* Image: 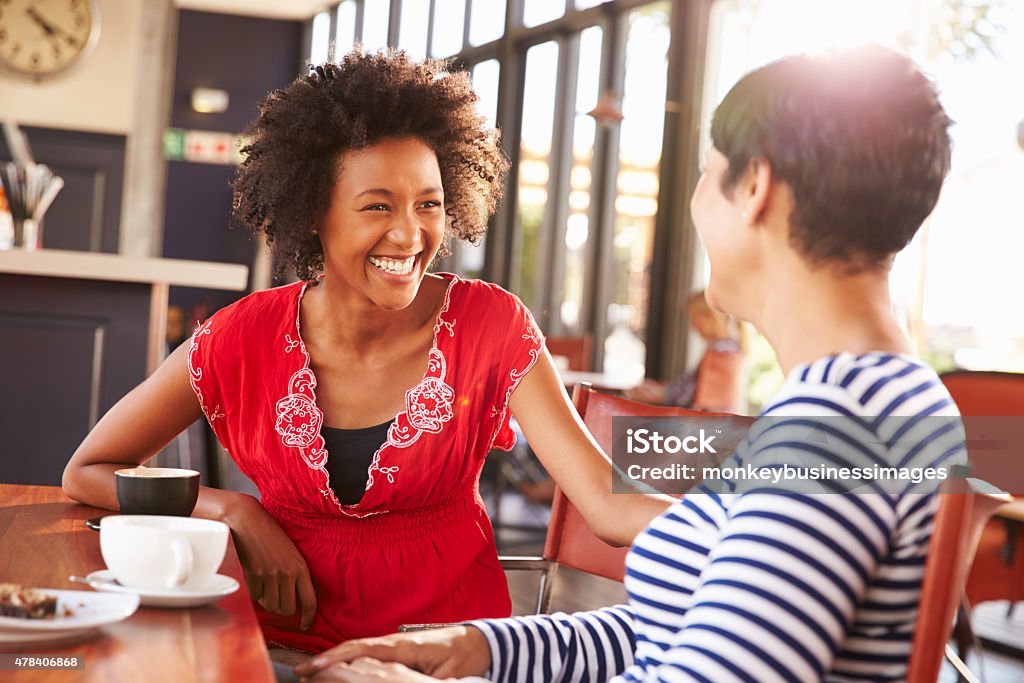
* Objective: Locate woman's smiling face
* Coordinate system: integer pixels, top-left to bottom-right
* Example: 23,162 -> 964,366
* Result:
319,136 -> 446,311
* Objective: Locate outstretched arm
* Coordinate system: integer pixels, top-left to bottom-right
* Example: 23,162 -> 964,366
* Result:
296,605 -> 638,683
508,350 -> 673,547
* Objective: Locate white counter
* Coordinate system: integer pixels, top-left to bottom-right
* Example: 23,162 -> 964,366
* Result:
0,248 -> 249,290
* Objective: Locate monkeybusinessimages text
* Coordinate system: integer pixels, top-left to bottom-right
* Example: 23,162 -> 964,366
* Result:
624,428 -> 950,486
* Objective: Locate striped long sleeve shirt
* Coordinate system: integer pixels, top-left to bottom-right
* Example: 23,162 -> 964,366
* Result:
471,352 -> 965,682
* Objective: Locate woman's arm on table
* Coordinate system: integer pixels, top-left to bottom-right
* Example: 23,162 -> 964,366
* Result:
62,341 -> 317,629
63,341 -> 210,509
296,605 -> 639,682
509,350 -> 674,547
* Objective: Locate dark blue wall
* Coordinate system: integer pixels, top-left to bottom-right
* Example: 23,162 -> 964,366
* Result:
163,10 -> 304,315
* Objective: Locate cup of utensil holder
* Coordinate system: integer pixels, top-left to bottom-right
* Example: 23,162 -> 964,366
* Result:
0,163 -> 64,250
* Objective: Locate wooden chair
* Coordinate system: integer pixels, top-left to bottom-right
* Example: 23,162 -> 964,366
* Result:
906,475 -> 1012,683
941,370 -> 1024,495
545,336 -> 593,372
500,384 -> 749,612
939,370 -> 1024,663
941,370 -> 1024,415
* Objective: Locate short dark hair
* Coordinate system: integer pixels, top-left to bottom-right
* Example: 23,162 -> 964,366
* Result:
710,45 -> 952,271
233,50 -> 509,281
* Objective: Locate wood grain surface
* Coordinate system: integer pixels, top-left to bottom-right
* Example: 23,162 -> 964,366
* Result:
0,484 -> 274,682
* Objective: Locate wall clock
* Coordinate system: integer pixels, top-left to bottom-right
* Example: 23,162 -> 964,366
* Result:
0,0 -> 100,78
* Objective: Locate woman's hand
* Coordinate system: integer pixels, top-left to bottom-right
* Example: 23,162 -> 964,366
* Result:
225,495 -> 317,630
624,379 -> 668,404
302,657 -> 445,683
294,626 -> 490,679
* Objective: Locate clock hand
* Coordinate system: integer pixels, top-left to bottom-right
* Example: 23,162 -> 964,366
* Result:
25,6 -> 80,48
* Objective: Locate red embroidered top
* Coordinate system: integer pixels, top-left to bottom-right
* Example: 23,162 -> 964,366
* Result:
188,274 -> 544,652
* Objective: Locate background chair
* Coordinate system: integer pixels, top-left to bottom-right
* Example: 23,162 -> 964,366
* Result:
501,384 -> 749,613
906,474 -> 1012,683
545,335 -> 593,372
940,370 -> 1024,663
942,370 -> 1024,494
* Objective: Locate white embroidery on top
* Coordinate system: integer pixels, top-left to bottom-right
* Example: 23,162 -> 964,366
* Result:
387,349 -> 456,450
276,276 -> 459,517
274,368 -> 328,469
188,320 -> 224,422
275,284 -> 346,512
488,305 -> 543,441
504,308 -> 542,405
385,283 -> 458,451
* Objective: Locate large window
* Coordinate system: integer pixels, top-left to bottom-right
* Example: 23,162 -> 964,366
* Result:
469,0 -> 507,46
559,26 -> 604,335
523,0 -> 565,28
362,0 -> 390,53
432,0 -> 466,57
512,41 -> 560,312
606,3 -> 671,383
453,59 -> 503,279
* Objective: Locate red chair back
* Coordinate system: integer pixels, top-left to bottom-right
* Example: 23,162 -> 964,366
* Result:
941,370 -> 1024,494
906,479 -> 1011,682
544,384 -> 747,581
939,370 -> 1024,605
545,336 -> 594,372
941,370 -> 1024,415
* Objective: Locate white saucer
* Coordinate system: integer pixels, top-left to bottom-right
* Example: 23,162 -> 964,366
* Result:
0,589 -> 139,644
83,571 -> 240,608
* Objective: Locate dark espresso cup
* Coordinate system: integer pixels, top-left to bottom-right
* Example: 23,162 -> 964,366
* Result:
115,467 -> 200,516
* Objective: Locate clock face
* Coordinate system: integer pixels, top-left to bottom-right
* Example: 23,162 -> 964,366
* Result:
0,0 -> 99,77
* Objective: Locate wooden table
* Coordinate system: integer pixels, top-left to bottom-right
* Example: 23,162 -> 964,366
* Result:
0,485 -> 274,682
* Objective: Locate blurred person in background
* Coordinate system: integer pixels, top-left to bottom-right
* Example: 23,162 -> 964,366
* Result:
627,289 -> 748,413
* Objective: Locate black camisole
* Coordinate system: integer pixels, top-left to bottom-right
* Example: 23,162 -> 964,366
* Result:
321,420 -> 393,505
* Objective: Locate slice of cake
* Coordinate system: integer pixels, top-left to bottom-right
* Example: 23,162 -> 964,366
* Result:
0,583 -> 58,619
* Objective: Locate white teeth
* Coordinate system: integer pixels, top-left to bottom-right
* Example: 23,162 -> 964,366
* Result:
369,255 -> 415,275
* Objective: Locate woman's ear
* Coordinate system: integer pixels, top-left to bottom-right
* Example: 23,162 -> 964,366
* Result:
740,157 -> 773,226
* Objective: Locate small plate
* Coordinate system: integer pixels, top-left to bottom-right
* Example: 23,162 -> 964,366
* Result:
0,589 -> 139,638
82,570 -> 239,608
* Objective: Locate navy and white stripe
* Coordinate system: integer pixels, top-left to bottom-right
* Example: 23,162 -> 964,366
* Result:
471,352 -> 964,682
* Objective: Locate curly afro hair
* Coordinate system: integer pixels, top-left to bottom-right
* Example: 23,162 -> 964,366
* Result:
233,50 -> 509,282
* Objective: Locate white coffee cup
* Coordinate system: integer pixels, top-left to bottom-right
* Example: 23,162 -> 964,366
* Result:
100,515 -> 229,591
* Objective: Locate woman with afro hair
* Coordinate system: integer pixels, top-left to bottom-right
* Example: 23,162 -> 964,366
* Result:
63,50 -> 670,654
